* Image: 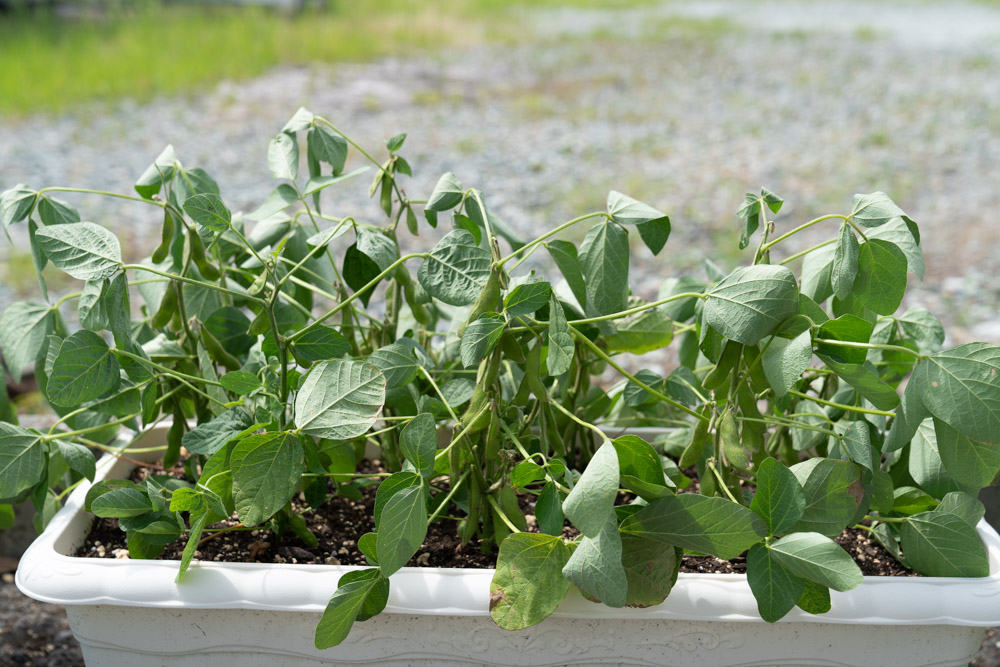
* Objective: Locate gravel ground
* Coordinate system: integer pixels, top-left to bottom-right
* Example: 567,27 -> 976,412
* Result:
2,1 -> 1000,664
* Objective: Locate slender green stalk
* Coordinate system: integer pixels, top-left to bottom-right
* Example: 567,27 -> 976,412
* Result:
705,460 -> 739,503
123,264 -> 264,305
787,389 -> 895,417
568,292 -> 705,326
39,187 -> 164,208
760,214 -> 847,253
427,472 -> 468,525
486,494 -> 522,533
418,367 -> 460,423
778,238 -> 836,265
813,338 -> 924,359
497,212 -> 608,267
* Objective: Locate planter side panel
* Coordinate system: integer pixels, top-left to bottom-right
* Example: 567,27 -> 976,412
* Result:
67,606 -> 985,667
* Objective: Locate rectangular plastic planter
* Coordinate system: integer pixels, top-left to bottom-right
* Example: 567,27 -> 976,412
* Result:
17,426 -> 1000,667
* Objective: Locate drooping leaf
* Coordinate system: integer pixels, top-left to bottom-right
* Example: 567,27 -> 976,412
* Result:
267,132 -> 299,181
291,326 -> 351,364
832,223 -> 860,300
839,420 -> 875,475
546,295 -> 574,377
604,310 -> 673,354
762,330 -> 812,398
897,308 -> 944,354
579,221 -> 629,317
909,418 -> 965,498
37,195 -> 80,227
750,457 -> 806,535
314,569 -> 387,649
800,242 -> 836,304
46,330 -> 121,407
796,580 -> 832,615
612,435 -> 671,501
562,514 -> 627,608
368,343 -> 419,388
815,314 -> 873,365
546,241 -> 587,310
417,230 -> 491,306
231,432 -> 304,526
747,543 -> 804,623
620,493 -> 767,559
460,313 -> 506,368
866,216 -> 924,280
621,534 -> 680,607
424,172 -> 464,213
54,438 -> 96,482
769,532 -> 863,591
936,492 -> 986,528
183,193 -> 231,232
636,217 -> 671,256
818,357 -> 899,411
703,265 -> 799,345
0,301 -> 52,383
308,125 -> 349,174
562,440 -> 619,538
246,184 -> 299,221
535,481 -> 565,537
1,184 -> 37,229
294,360 -> 385,440
900,511 -> 989,577
912,343 -> 1000,444
376,484 -> 428,576
490,533 -> 574,630
853,239 -> 907,315
736,192 -> 761,250
933,418 -> 1000,491
34,222 -> 122,281
0,424 -> 44,498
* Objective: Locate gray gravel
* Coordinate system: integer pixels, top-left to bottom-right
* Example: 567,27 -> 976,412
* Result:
2,1 -> 1000,664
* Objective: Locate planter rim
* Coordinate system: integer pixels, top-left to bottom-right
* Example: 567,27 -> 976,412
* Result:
16,427 -> 1000,627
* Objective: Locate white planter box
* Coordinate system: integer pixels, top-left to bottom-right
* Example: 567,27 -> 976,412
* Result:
16,426 -> 1000,667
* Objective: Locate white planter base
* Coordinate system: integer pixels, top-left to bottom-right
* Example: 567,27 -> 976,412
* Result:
17,427 -> 1000,667
67,605 -> 985,667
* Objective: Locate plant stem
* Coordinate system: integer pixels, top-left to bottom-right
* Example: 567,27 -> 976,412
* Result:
39,187 -> 164,208
434,404 -> 490,464
123,264 -> 264,305
865,515 -> 907,523
705,459 -> 739,503
786,389 -> 895,417
760,214 -> 848,253
418,367 -> 460,423
568,292 -> 705,326
427,472 -> 468,525
813,338 -> 924,359
486,493 -> 522,533
778,238 -> 836,265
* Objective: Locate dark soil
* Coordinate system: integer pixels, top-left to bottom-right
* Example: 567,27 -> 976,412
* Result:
76,460 -> 911,577
0,559 -> 84,667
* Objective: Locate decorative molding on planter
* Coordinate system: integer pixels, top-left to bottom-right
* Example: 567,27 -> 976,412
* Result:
15,426 -> 1000,666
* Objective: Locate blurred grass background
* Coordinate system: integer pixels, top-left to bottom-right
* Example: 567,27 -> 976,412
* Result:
0,0 -> 660,115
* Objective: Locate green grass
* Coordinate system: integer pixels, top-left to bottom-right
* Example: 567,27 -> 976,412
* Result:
0,0 -> 661,116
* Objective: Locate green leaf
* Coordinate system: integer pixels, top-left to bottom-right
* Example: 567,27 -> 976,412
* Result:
424,172 -> 464,213
220,371 -> 260,396
769,532 -> 863,591
562,440 -> 619,537
417,230 -> 491,306
796,580 -> 832,615
866,217 -> 924,280
933,418 -> 1000,491
736,193 -> 762,250
579,221 -> 629,317
34,222 -> 122,281
368,343 -> 419,388
636,217 -> 671,256
747,543 -> 804,623
703,265 -> 799,345
133,145 -> 176,199
267,132 -> 299,181
546,241 -> 587,310
547,296 -> 574,377
181,408 -> 253,456
900,511 -> 989,577
840,421 -> 875,475
912,343 -> 1000,444
612,435 -> 670,501
885,380 -> 929,453
800,242 -> 836,303
621,534 -> 681,607
535,482 -> 564,536
818,357 -> 899,411
231,432 -> 304,526
490,533 -> 574,630
0,505 -> 14,530
0,424 -> 44,498
909,418 -> 964,498
54,438 -> 96,482
78,280 -> 108,331
0,301 -> 52,383
308,125 -> 348,173
374,472 -> 422,526
203,307 -> 254,357
606,190 -> 669,227
850,191 -> 907,228
853,239 -> 907,315
815,314 -> 873,365
604,309 -> 673,354
46,330 -> 121,407
91,487 -> 153,518
315,569 -> 386,649
376,484 -> 428,576
832,223 -> 859,300
505,281 -> 551,318
246,184 -> 299,221
1,184 -> 37,229
291,326 -> 350,364
620,493 -> 767,559
37,195 -> 81,227
399,413 -> 437,478
294,360 -> 385,440
762,330 -> 811,398
750,457 -> 806,535
892,486 -> 939,515
177,513 -> 208,580
460,313 -> 506,368
183,193 -> 231,232
562,515 -> 627,608
897,308 -> 944,354
790,458 -> 863,537
936,492 -> 986,528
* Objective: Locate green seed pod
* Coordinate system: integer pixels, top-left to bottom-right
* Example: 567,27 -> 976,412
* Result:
679,412 -> 711,468
151,283 -> 178,329
458,269 -> 501,337
499,486 -> 527,532
459,478 -> 481,544
164,408 -> 184,469
703,341 -> 742,390
152,210 -> 176,264
719,409 -> 749,470
201,325 -> 241,372
189,230 -> 220,281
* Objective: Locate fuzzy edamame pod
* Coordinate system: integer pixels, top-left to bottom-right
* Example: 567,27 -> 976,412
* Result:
151,283 -> 178,329
703,340 -> 742,390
